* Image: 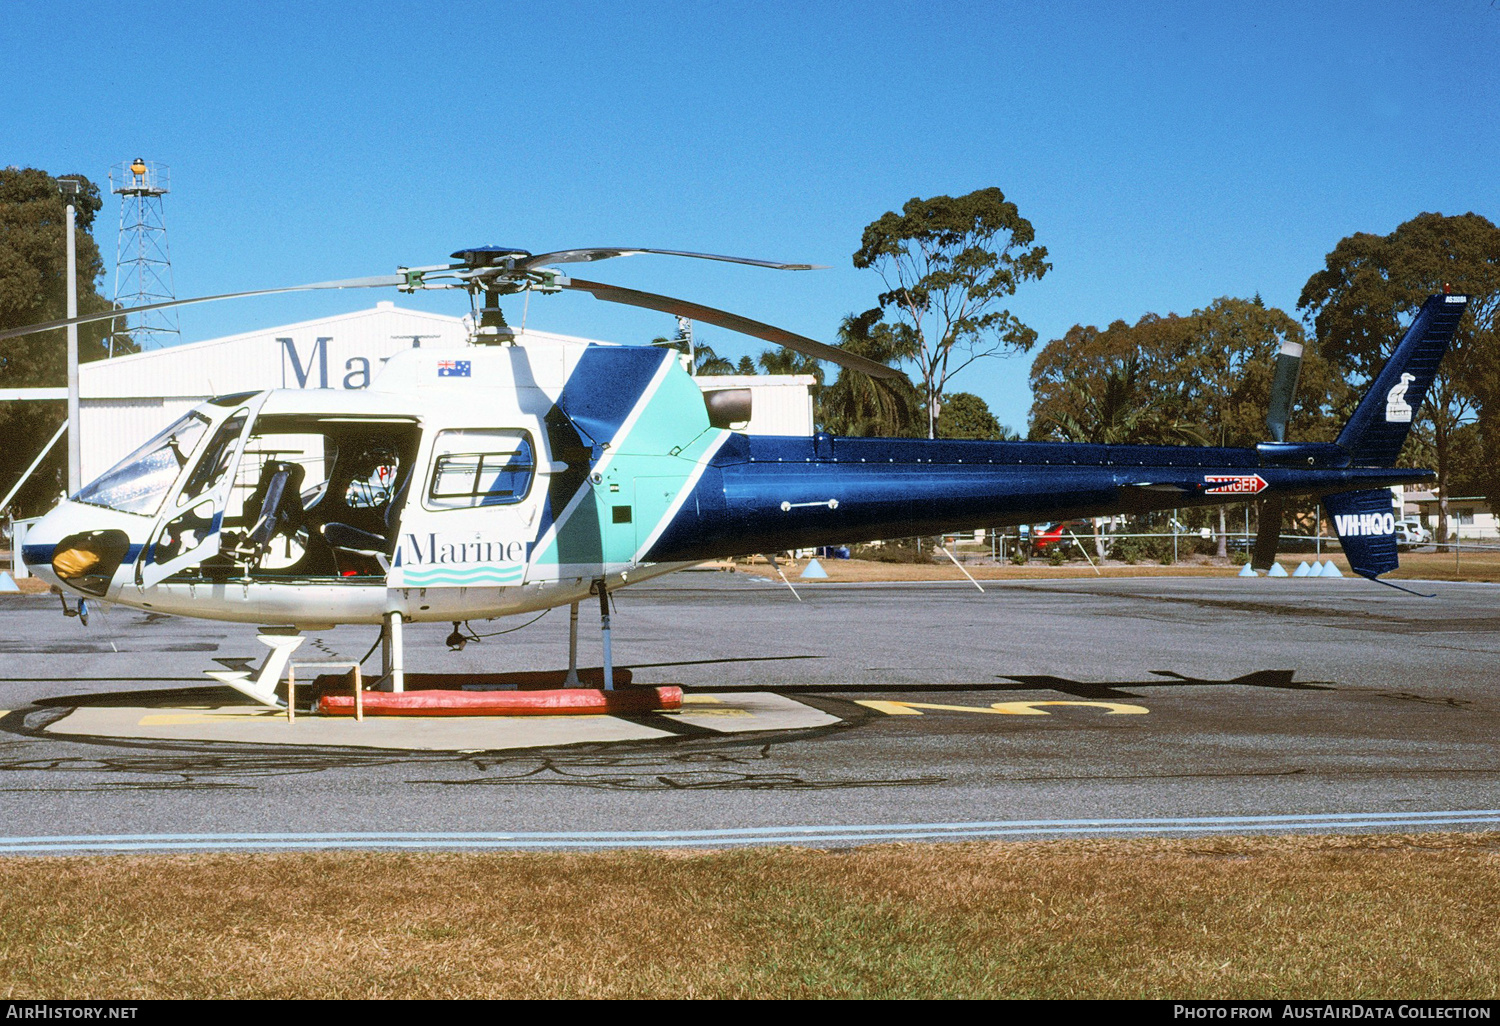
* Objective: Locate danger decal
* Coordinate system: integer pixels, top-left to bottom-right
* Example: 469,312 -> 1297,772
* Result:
1203,474 -> 1268,495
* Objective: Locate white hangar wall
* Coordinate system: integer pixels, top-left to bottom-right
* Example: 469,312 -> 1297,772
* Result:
78,302 -> 471,482
76,304 -> 816,483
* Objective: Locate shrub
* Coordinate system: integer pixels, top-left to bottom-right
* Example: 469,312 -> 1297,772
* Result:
852,538 -> 936,564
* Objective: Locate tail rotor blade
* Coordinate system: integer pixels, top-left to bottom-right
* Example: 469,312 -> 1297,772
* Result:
1265,340 -> 1304,443
560,276 -> 903,380
1251,493 -> 1286,572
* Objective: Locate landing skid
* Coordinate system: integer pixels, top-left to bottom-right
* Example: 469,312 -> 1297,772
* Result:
207,588 -> 623,706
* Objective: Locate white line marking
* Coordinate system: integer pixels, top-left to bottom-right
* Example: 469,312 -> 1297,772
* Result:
2,810 -> 1497,853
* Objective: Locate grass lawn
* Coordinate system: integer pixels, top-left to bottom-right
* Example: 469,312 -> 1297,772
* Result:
3,833 -> 1497,999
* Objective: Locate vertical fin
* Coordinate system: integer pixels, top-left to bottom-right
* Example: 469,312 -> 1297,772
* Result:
1336,293 -> 1468,467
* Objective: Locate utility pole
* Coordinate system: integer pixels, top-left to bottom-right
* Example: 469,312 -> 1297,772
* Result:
58,177 -> 81,495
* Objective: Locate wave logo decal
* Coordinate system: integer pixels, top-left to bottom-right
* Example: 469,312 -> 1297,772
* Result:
392,533 -> 527,587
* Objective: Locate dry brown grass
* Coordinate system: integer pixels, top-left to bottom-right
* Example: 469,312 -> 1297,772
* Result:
1387,549 -> 1500,582
3,832 -> 1498,999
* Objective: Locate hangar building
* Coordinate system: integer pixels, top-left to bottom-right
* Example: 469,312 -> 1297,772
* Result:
63,302 -> 815,484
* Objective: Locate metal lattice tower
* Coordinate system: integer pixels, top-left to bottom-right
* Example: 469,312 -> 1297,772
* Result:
110,158 -> 178,352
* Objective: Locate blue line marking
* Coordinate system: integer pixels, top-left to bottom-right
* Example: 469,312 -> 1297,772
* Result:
2,810 -> 1497,853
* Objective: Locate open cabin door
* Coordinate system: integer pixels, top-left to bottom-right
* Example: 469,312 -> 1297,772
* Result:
135,403 -> 259,588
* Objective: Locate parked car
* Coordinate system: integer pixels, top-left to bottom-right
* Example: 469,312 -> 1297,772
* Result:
1396,516 -> 1431,547
1032,520 -> 1095,553
1396,522 -> 1431,550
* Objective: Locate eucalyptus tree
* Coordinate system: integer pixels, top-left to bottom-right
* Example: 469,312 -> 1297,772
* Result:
1299,212 -> 1500,541
853,187 -> 1050,438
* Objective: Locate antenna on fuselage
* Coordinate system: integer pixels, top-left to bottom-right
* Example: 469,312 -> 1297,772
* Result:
677,316 -> 695,371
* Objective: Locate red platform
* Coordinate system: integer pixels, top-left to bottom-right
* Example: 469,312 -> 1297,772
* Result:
316,686 -> 681,717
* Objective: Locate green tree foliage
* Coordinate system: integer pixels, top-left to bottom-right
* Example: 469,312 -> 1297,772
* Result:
935,392 -> 1012,440
756,347 -> 825,386
692,344 -> 735,375
818,309 -> 923,437
1445,422 -> 1489,499
735,355 -> 757,375
853,187 -> 1050,438
1029,299 -> 1346,447
1298,212 -> 1500,539
1029,319 -> 1175,444
1028,298 -> 1348,556
1166,296 -> 1346,447
1,167 -> 131,515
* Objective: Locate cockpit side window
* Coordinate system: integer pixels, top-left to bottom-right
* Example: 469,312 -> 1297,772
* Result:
179,412 -> 248,505
75,412 -> 212,515
425,430 -> 535,510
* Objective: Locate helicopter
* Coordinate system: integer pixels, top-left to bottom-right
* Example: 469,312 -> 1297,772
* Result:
1,244 -> 1470,701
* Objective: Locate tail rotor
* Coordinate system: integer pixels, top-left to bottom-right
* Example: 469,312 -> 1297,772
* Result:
1250,337 -> 1306,571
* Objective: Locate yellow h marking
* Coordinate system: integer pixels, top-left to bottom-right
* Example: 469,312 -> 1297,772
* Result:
856,699 -> 1148,717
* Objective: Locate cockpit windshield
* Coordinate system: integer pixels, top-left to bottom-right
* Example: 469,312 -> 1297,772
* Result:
75,411 -> 212,515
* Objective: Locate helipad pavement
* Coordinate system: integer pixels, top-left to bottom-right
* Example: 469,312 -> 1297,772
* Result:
42,691 -> 841,751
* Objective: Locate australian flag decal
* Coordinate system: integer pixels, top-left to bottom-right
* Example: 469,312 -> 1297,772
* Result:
437,359 -> 471,378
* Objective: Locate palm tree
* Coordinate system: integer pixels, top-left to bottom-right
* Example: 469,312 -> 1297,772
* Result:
818,310 -> 923,437
757,348 -> 826,386
1039,353 -> 1163,445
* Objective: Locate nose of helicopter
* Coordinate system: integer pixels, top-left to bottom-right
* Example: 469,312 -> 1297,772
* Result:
21,500 -> 142,592
20,505 -> 67,586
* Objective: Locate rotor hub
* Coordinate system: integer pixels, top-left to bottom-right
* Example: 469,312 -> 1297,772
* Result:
450,245 -> 532,269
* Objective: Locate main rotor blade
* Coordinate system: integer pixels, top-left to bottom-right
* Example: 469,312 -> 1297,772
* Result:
0,275 -> 406,344
520,248 -> 826,271
560,276 -> 903,380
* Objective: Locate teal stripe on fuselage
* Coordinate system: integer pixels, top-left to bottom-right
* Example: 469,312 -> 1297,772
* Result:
530,348 -> 719,573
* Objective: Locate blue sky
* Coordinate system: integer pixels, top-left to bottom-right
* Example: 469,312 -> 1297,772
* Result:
5,1 -> 1497,430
